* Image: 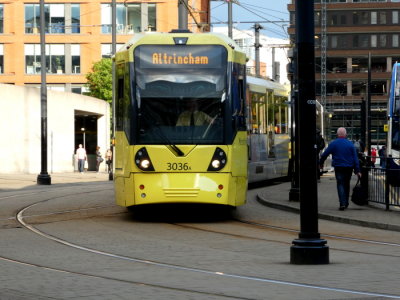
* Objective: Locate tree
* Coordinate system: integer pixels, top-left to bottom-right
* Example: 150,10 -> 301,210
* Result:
85,58 -> 112,103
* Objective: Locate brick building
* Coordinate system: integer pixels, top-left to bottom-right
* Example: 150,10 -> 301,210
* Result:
288,0 -> 397,144
0,0 -> 210,93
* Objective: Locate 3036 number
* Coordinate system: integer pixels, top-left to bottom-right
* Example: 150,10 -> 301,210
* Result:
166,162 -> 191,171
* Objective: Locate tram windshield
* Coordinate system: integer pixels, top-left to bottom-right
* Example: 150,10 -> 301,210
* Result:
134,45 -> 227,144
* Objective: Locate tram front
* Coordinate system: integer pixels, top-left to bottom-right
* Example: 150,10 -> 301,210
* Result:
114,33 -> 248,208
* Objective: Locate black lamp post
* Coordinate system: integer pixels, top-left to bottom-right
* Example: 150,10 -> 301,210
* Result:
290,0 -> 329,264
37,0 -> 51,185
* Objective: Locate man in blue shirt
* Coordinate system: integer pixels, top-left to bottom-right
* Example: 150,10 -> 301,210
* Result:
320,127 -> 362,210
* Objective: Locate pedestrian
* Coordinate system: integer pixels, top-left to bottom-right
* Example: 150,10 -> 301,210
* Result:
371,147 -> 377,167
76,144 -> 87,174
352,133 -> 365,154
316,129 -> 325,180
319,127 -> 362,210
106,148 -> 112,173
378,145 -> 386,168
95,146 -> 103,172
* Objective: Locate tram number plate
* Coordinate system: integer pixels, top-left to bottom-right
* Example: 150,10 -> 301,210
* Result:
166,162 -> 192,171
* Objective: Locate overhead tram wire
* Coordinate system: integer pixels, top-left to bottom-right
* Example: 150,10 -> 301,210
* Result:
238,2 -> 288,21
210,0 -> 289,38
210,20 -> 289,39
235,2 -> 289,37
237,1 -> 288,17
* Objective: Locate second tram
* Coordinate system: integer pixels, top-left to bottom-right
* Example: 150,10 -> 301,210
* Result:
388,61 -> 400,159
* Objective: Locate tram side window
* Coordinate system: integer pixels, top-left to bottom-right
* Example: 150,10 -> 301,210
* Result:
231,65 -> 246,131
116,77 -> 124,131
267,94 -> 288,134
250,93 -> 267,134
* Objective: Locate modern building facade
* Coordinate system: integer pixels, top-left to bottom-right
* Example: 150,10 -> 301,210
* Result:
288,0 -> 396,144
0,84 -> 110,173
212,27 -> 291,85
0,0 -> 210,93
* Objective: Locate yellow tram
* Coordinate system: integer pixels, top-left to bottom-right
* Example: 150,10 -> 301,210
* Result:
113,31 -> 248,208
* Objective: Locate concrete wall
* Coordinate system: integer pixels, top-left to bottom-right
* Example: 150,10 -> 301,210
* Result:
0,84 -> 110,174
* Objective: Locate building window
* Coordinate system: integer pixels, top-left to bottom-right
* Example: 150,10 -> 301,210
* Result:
25,44 -> 65,74
315,11 -> 321,26
393,34 -> 399,47
379,11 -> 387,24
0,44 -> 3,74
71,86 -> 83,94
71,4 -> 80,33
330,15 -> 338,25
327,57 -> 347,73
353,11 -> 369,24
25,4 -> 80,34
371,81 -> 386,95
371,12 -> 377,24
371,35 -> 377,47
380,34 -> 387,47
148,4 -> 156,31
361,35 -> 369,47
101,3 -> 156,34
361,12 -> 369,24
71,45 -> 80,74
393,11 -> 399,24
0,5 -> 3,34
352,57 -> 368,73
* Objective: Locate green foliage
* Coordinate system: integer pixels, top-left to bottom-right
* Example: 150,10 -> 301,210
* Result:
85,58 -> 112,103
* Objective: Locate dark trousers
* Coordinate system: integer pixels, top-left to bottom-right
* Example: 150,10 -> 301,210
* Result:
334,167 -> 353,207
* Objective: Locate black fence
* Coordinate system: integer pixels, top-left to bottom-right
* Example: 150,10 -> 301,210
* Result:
366,157 -> 400,210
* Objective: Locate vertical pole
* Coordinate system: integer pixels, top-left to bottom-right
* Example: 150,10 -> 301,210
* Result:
272,47 -> 276,81
37,0 -> 51,185
178,0 -> 188,30
289,49 -> 300,201
367,52 -> 372,159
290,0 -> 328,264
228,0 -> 233,38
361,97 -> 366,147
110,0 -> 116,181
254,23 -> 262,77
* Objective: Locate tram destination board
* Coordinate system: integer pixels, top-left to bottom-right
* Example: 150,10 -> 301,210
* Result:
135,45 -> 226,69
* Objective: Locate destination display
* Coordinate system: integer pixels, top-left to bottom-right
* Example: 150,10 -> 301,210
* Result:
135,45 -> 226,69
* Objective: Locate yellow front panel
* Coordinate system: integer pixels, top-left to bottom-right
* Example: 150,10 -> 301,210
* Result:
125,173 -> 245,207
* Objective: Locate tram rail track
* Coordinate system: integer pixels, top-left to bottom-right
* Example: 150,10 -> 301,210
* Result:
2,183 -> 400,299
5,195 -> 399,299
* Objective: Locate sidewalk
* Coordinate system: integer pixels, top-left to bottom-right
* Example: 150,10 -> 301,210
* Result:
257,171 -> 400,232
0,172 -> 111,191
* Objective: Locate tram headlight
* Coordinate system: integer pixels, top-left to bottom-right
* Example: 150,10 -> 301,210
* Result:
140,159 -> 151,169
135,147 -> 155,171
207,147 -> 227,171
211,160 -> 220,169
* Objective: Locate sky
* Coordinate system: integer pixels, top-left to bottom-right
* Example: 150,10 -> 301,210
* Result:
210,0 -> 291,39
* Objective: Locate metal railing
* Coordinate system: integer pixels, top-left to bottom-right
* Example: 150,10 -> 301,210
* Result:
366,157 -> 400,210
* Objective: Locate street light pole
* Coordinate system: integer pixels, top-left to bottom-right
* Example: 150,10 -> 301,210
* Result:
290,0 -> 329,264
178,0 -> 188,30
228,0 -> 233,38
110,0 -> 116,181
37,0 -> 51,185
81,128 -> 86,149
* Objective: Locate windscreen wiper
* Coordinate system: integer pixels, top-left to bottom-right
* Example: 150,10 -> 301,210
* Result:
140,110 -> 185,157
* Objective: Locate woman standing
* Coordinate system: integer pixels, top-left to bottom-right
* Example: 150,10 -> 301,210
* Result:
96,146 -> 103,172
105,148 -> 113,173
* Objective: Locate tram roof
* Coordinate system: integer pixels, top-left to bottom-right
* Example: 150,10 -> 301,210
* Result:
247,76 -> 289,97
118,32 -> 244,53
